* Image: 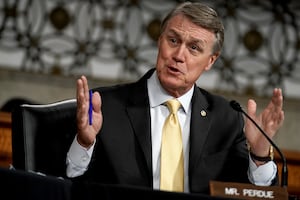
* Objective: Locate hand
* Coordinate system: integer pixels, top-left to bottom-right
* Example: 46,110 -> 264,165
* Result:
244,88 -> 284,157
76,75 -> 103,148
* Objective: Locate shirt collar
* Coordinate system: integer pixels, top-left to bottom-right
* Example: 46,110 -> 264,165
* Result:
147,70 -> 194,113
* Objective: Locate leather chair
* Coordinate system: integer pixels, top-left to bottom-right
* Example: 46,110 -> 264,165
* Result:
11,99 -> 77,178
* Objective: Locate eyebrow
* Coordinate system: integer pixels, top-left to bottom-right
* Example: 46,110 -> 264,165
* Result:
167,29 -> 206,47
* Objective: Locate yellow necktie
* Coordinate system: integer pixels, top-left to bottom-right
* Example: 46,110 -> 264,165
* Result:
160,99 -> 184,192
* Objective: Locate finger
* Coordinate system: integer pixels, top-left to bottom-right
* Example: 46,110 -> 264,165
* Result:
81,75 -> 89,102
77,77 -> 86,112
76,77 -> 83,103
247,99 -> 257,118
274,88 -> 283,108
76,77 -> 88,127
273,88 -> 285,125
92,91 -> 101,113
269,88 -> 283,115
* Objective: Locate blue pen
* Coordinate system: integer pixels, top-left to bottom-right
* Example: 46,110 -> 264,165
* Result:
89,90 -> 93,125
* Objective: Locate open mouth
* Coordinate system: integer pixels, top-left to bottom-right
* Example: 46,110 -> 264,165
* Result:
168,66 -> 180,73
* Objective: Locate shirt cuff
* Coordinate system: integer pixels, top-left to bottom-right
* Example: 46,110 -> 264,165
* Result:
248,154 -> 277,186
67,135 -> 95,168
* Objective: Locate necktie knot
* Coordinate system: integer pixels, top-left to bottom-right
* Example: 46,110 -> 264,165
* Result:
166,99 -> 181,114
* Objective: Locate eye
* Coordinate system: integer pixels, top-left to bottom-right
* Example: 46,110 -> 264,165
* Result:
170,38 -> 177,44
189,44 -> 203,54
190,44 -> 199,51
167,37 -> 179,47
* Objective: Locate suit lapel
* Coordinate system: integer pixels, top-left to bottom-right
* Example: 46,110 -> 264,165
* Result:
126,69 -> 154,180
189,87 -> 212,175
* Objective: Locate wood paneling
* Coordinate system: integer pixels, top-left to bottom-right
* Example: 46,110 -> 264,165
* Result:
275,150 -> 300,197
0,112 -> 12,168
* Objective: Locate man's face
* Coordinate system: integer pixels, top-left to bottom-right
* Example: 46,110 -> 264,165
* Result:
156,14 -> 219,97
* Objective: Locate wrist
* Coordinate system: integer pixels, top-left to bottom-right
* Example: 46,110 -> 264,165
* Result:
248,144 -> 274,163
76,134 -> 94,149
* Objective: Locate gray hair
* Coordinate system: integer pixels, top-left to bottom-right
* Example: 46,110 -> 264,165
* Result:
160,2 -> 224,55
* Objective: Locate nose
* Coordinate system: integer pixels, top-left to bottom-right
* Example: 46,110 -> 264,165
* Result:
172,45 -> 185,63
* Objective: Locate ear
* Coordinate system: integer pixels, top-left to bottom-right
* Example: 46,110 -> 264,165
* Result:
205,52 -> 220,71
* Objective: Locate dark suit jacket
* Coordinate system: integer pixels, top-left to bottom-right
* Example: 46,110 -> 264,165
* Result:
76,68 -> 251,194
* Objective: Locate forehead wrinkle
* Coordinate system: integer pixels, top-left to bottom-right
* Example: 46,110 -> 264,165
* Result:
164,14 -> 215,51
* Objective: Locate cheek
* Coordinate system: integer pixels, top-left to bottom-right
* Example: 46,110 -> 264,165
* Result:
185,62 -> 208,82
156,47 -> 170,69
158,44 -> 169,59
190,56 -> 213,73
187,70 -> 202,83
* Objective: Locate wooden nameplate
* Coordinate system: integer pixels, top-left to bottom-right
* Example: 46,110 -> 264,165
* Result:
210,181 -> 288,200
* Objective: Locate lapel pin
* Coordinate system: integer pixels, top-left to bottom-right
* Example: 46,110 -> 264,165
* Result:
200,110 -> 206,117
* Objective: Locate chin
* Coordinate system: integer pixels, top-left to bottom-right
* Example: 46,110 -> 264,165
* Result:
163,78 -> 184,89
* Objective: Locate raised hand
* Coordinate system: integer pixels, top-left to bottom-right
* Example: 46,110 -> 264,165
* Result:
76,75 -> 103,148
244,88 -> 284,158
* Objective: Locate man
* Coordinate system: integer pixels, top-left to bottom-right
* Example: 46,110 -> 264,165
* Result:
66,2 -> 284,194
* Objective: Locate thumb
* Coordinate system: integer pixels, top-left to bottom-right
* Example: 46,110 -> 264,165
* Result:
92,91 -> 101,113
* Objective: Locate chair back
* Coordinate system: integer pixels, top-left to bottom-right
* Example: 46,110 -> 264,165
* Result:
11,99 -> 77,178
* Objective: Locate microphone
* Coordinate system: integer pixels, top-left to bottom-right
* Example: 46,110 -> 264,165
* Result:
229,100 -> 288,188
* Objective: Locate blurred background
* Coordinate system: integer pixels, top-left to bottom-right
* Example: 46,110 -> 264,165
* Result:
0,0 -> 299,151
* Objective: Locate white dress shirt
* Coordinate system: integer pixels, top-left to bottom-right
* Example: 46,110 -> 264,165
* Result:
66,71 -> 277,192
